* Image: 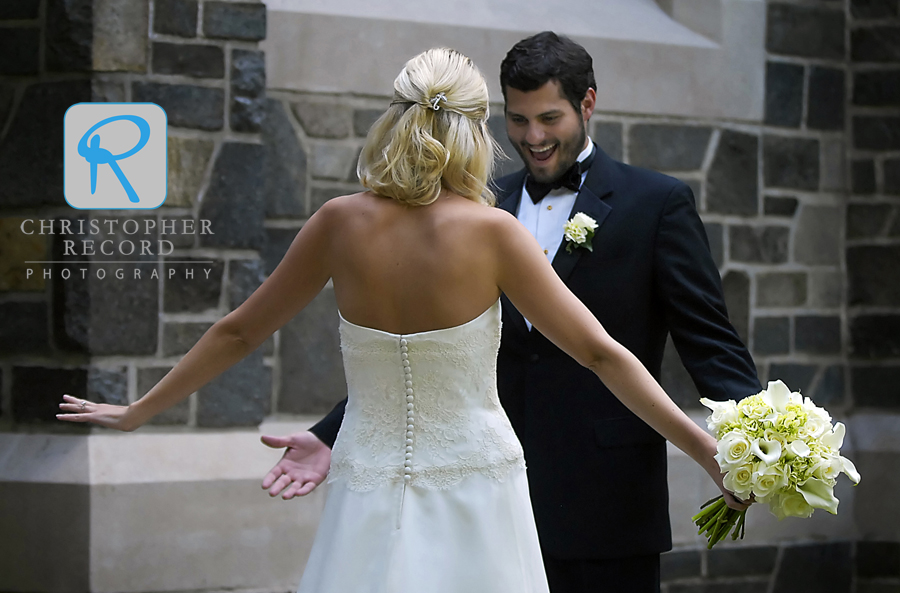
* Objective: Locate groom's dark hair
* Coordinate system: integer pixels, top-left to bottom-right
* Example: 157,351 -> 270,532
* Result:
500,31 -> 596,114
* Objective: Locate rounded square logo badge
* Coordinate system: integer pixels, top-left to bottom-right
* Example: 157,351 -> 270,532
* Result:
64,103 -> 168,209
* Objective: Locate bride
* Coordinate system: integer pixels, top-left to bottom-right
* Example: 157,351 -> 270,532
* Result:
58,48 -> 746,592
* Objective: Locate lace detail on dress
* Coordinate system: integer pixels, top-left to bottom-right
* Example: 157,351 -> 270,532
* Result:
328,301 -> 524,492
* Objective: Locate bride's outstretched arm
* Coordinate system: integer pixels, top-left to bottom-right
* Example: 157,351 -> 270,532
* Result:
491,211 -> 748,511
57,200 -> 340,431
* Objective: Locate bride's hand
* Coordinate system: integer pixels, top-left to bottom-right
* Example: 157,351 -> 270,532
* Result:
57,394 -> 142,432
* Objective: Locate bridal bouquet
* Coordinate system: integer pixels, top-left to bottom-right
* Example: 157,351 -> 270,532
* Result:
692,380 -> 860,548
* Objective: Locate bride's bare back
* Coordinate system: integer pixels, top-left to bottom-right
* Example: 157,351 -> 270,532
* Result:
328,191 -> 503,334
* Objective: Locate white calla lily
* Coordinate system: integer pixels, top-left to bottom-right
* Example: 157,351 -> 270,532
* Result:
797,477 -> 839,514
841,456 -> 861,484
786,440 -> 810,458
822,422 -> 846,451
750,437 -> 782,465
764,380 -> 791,413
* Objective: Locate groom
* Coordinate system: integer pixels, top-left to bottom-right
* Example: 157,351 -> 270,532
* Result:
261,32 -> 761,593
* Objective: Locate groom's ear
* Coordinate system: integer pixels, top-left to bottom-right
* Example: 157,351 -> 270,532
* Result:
580,88 -> 596,122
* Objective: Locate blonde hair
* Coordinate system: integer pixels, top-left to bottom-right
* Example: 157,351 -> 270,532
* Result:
358,48 -> 500,206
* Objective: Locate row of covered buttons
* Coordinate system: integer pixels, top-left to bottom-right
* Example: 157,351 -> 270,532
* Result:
401,338 -> 414,482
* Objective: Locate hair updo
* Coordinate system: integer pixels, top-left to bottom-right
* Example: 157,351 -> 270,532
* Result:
357,48 -> 500,206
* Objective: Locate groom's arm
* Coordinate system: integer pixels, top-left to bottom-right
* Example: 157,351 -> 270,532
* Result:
654,182 -> 761,401
309,398 -> 347,448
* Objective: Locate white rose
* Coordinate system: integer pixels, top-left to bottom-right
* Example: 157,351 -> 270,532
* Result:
571,212 -> 598,230
723,464 -> 754,499
751,463 -> 788,501
715,431 -> 752,469
810,454 -> 843,481
771,491 -> 814,520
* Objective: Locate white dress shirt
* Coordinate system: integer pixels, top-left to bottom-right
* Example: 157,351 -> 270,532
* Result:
516,140 -> 593,330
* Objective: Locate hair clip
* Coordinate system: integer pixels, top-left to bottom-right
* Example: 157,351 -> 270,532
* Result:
429,92 -> 447,111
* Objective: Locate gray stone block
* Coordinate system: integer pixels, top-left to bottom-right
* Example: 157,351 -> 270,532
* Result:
87,366 -> 127,405
488,114 -> 521,179
707,130 -> 758,216
708,545 -> 778,577
773,543 -> 852,593
229,259 -> 264,309
628,125 -> 711,171
807,67 -> 845,131
857,541 -> 900,578
291,101 -> 351,139
809,271 -> 843,308
853,367 -> 900,407
764,61 -> 804,128
166,136 -> 214,208
769,363 -> 818,393
152,42 -> 223,78
262,227 -> 297,275
199,143 -> 266,249
764,136 -> 819,190
346,146 -> 362,183
0,0 -> 39,18
154,0 -> 197,37
723,271 -> 750,343
278,289 -> 346,414
132,82 -> 224,131
729,225 -> 789,264
851,0 -> 899,19
93,0 -> 148,73
813,365 -> 845,405
820,138 -> 846,192
660,550 -> 701,580
0,302 -> 49,354
852,26 -> 900,62
848,204 -> 891,239
91,78 -> 125,102
848,246 -> 900,306
660,336 -> 701,409
767,4 -> 845,60
764,196 -> 798,217
231,94 -> 266,133
353,108 -> 382,137
851,315 -> 900,359
887,159 -> 900,195
593,121 -> 623,162
231,49 -> 265,97
311,144 -> 358,180
854,116 -> 900,150
795,315 -> 841,354
704,222 -> 723,268
757,272 -> 807,307
202,2 -> 266,40
853,160 -> 877,195
310,186 -> 342,213
0,27 -> 39,74
45,0 -> 92,72
12,366 -> 87,425
794,205 -> 841,265
197,350 -> 271,427
163,257 -> 224,313
262,99 -> 307,217
163,321 -> 212,356
754,317 -> 790,355
138,366 -> 190,425
0,81 -> 91,207
854,70 -> 900,107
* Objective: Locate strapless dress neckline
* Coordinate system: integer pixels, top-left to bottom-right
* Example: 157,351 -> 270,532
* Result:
337,298 -> 501,337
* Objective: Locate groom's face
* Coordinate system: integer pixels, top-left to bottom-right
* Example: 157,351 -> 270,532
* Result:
504,80 -> 594,183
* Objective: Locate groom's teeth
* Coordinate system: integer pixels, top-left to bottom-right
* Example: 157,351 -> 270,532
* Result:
531,145 -> 553,153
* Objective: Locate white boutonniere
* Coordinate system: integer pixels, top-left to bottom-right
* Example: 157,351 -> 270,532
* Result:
563,212 -> 598,253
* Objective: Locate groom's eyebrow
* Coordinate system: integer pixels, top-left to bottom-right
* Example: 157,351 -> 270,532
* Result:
507,109 -> 565,119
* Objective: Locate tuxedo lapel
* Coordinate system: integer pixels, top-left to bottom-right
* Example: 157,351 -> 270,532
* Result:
495,172 -> 530,339
550,185 -> 613,283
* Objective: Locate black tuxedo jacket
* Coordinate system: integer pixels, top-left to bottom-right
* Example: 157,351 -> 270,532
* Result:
310,144 -> 760,560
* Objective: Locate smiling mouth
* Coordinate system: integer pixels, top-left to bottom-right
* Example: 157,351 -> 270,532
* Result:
528,144 -> 557,163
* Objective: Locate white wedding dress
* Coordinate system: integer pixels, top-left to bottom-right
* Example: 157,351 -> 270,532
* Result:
296,299 -> 550,593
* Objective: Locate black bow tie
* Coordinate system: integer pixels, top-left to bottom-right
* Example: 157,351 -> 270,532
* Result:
525,147 -> 595,204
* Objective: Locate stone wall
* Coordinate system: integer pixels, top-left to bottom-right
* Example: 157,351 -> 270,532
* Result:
0,0 -> 274,430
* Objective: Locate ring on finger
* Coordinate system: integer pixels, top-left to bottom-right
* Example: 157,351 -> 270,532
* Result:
81,401 -> 86,411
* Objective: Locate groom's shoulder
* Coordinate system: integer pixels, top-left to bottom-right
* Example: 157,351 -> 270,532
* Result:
601,153 -> 696,207
491,169 -> 526,204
